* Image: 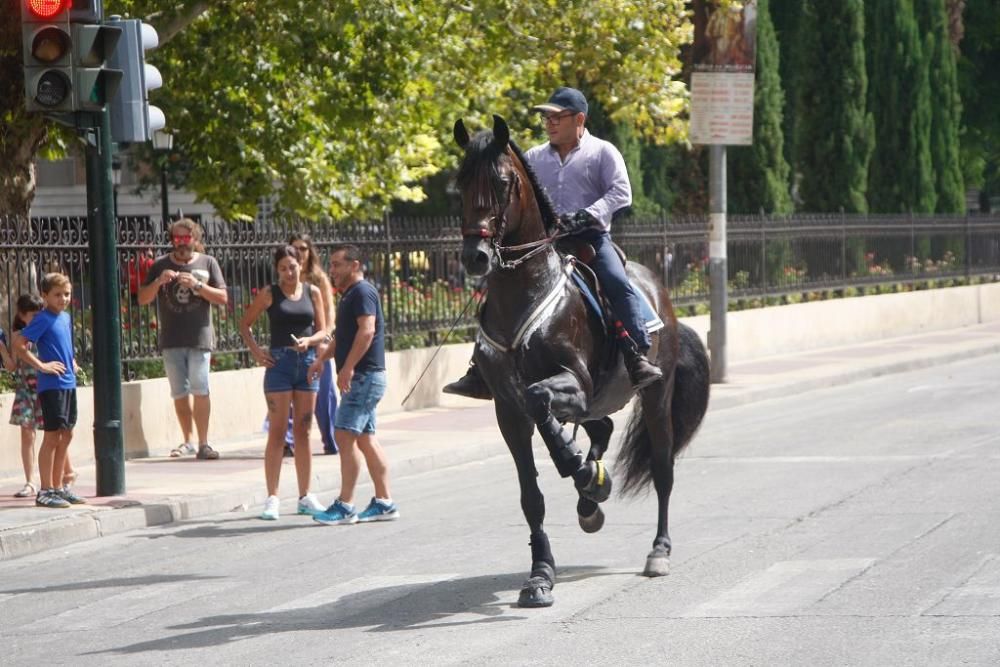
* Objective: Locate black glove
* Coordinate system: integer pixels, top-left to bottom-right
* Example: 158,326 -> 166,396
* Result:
556,209 -> 599,235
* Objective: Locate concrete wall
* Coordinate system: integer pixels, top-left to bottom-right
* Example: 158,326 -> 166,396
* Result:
3,282 -> 999,475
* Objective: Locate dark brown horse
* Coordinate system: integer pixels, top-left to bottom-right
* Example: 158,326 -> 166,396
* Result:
454,115 -> 710,607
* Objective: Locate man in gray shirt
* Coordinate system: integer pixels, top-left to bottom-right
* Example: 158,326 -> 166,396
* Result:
445,87 -> 662,399
138,219 -> 228,459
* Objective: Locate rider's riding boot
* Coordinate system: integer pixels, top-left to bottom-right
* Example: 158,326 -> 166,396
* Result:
442,362 -> 493,400
619,333 -> 663,392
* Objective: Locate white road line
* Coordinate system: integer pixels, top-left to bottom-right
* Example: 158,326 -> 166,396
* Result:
16,580 -> 236,632
685,558 -> 876,617
263,573 -> 459,614
926,554 -> 1000,616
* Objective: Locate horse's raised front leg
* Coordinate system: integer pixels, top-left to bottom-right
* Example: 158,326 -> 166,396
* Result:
494,399 -> 555,608
577,417 -> 614,533
524,370 -> 612,505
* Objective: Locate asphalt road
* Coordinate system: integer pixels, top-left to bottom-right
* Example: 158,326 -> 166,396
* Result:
2,355 -> 999,666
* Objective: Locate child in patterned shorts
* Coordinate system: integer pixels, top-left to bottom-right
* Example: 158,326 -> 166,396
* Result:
1,294 -> 76,498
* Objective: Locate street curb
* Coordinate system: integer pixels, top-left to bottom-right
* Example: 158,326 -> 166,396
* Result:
0,436 -> 502,562
3,341 -> 999,562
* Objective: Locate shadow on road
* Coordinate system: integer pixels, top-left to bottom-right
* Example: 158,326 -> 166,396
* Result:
90,566 -> 628,655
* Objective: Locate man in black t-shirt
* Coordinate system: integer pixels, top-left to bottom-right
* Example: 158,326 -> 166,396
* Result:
309,244 -> 398,525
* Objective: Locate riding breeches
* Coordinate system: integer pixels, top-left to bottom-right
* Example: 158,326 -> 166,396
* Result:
579,229 -> 651,350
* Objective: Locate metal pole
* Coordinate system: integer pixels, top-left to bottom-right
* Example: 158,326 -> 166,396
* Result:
160,157 -> 170,227
708,145 -> 727,383
84,108 -> 126,496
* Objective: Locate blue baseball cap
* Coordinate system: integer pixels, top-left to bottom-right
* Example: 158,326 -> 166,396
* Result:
532,87 -> 588,116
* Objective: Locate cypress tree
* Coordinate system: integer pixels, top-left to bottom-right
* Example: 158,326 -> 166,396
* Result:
794,0 -> 874,213
769,0 -> 804,180
916,0 -> 965,212
728,0 -> 793,215
866,0 -> 936,213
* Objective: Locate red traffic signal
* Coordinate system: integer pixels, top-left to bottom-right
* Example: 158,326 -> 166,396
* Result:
26,0 -> 70,20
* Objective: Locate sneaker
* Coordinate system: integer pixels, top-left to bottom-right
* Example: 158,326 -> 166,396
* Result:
170,443 -> 196,457
55,486 -> 87,505
35,489 -> 70,509
357,497 -> 400,523
196,444 -> 220,460
313,499 -> 358,526
297,493 -> 325,516
260,495 -> 280,520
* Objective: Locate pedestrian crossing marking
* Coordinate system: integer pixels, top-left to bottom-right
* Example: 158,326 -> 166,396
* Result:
263,573 -> 459,614
925,554 -> 1000,616
685,558 -> 875,617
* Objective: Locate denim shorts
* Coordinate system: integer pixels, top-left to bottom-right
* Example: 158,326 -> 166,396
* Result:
163,348 -> 211,399
263,348 -> 319,393
334,370 -> 386,434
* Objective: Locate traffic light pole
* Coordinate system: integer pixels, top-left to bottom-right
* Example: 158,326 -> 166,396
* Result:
83,108 -> 126,496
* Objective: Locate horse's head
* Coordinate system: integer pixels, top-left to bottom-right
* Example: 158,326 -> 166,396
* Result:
453,114 -> 546,277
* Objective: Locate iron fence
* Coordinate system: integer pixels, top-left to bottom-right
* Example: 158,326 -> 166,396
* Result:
2,212 -> 999,381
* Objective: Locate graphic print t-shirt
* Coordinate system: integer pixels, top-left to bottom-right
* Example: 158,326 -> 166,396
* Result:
143,253 -> 226,350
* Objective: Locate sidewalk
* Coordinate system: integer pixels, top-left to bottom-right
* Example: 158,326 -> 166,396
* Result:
3,321 -> 1000,561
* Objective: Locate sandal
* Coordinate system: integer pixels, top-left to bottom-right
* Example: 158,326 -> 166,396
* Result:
14,482 -> 37,498
170,443 -> 196,458
196,444 -> 220,460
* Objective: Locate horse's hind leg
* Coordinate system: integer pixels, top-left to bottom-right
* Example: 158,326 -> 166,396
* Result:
577,417 -> 613,533
525,371 -> 612,504
495,400 -> 556,608
641,378 -> 676,577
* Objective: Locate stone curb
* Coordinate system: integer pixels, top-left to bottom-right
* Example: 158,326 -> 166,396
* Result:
0,436 -> 501,562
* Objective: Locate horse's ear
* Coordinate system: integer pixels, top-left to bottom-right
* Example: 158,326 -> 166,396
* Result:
491,114 -> 509,150
453,119 -> 470,148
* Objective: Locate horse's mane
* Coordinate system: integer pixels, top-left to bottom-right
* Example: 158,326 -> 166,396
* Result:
456,130 -> 558,232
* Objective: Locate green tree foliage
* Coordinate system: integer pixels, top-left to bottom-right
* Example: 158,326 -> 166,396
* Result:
0,0 -> 691,220
727,0 -> 793,215
866,0 -> 936,213
793,0 -> 873,213
768,0 -> 804,174
916,0 -> 965,212
958,0 -> 1000,211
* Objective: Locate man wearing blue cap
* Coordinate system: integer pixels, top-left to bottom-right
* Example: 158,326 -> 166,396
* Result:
444,87 -> 663,400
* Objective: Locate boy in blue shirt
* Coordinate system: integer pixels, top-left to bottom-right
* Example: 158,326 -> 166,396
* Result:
15,273 -> 84,508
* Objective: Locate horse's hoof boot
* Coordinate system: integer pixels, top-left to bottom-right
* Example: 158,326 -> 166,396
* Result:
577,460 -> 612,504
518,576 -> 554,607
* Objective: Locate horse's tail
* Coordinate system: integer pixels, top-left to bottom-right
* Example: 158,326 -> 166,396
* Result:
619,322 -> 710,495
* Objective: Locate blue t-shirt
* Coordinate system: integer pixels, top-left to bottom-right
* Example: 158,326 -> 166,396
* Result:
334,280 -> 385,374
20,309 -> 76,392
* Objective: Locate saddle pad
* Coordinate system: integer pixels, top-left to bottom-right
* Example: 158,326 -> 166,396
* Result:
570,269 -> 664,335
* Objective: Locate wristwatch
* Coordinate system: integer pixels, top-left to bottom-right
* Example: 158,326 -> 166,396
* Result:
322,333 -> 333,344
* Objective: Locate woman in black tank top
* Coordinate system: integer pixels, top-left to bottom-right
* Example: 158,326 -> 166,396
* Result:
239,245 -> 329,520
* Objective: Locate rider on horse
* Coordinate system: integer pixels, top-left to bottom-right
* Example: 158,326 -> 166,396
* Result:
444,87 -> 663,400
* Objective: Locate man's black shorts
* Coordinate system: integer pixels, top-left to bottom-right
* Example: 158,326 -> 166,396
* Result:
39,389 -> 77,432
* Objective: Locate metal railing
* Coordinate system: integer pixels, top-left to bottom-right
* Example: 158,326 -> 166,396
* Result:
2,212 -> 999,381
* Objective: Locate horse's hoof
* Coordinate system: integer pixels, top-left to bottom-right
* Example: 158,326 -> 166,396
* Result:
576,460 -> 612,504
578,505 -> 605,533
643,549 -> 670,577
518,575 -> 554,607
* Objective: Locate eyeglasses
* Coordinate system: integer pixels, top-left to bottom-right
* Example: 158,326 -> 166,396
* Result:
292,245 -> 309,252
172,234 -> 192,243
542,112 -> 574,125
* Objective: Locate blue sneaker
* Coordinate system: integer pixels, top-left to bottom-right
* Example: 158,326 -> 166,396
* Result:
357,497 -> 400,523
313,499 -> 358,526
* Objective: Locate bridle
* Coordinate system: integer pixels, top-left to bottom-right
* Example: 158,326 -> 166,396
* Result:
460,147 -> 563,271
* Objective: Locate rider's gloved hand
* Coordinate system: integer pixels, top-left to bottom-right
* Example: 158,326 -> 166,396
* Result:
555,209 -> 599,235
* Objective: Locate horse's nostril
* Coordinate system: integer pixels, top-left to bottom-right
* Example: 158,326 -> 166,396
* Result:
475,251 -> 489,266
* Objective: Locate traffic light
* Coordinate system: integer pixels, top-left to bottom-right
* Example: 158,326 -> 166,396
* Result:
21,0 -> 74,111
70,4 -> 122,111
107,16 -> 165,143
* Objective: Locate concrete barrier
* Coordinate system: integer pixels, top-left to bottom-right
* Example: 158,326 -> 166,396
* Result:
2,282 -> 999,476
